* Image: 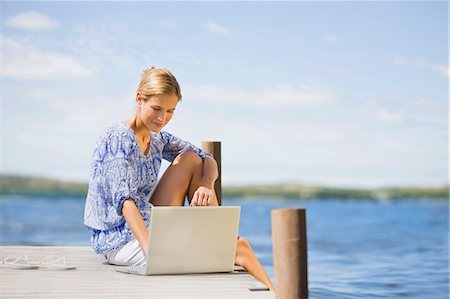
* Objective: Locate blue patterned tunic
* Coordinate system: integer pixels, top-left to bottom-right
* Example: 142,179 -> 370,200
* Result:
84,122 -> 210,254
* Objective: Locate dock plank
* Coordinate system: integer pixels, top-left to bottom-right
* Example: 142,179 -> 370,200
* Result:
0,246 -> 274,298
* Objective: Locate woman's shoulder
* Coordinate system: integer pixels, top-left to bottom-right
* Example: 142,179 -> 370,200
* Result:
100,122 -> 132,137
94,122 -> 137,159
96,122 -> 131,143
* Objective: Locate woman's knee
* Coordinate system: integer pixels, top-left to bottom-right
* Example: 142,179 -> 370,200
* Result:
237,236 -> 251,250
172,151 -> 202,169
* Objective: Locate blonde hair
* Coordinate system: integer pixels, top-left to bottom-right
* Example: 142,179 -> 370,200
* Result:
137,66 -> 182,101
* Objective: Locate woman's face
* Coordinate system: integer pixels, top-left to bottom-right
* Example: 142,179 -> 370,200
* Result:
137,93 -> 179,132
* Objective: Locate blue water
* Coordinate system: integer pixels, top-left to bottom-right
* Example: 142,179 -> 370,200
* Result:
0,196 -> 448,298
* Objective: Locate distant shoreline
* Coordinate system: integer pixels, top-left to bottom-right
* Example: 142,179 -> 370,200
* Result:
0,174 -> 448,200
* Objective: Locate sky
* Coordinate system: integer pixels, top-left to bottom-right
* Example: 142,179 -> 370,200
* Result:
1,1 -> 448,188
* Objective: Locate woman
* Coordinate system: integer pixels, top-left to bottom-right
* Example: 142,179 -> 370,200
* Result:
84,66 -> 274,291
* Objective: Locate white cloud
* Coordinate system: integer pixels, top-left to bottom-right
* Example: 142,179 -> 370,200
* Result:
392,56 -> 448,78
392,56 -> 409,66
4,11 -> 58,31
158,20 -> 179,30
332,67 -> 350,77
323,33 -> 338,43
205,20 -> 231,35
2,37 -> 93,80
376,108 -> 400,123
68,23 -> 137,70
4,85 -> 136,182
429,64 -> 449,78
415,60 -> 449,78
183,84 -> 332,108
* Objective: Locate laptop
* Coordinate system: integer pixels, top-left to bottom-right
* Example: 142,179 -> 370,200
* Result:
118,206 -> 240,275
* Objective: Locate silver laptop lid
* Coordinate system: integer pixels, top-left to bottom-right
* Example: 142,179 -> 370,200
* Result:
145,206 -> 240,275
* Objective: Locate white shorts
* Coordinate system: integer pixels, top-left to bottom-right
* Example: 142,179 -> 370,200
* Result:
105,239 -> 146,266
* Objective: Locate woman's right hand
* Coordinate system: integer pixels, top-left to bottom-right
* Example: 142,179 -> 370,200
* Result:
190,186 -> 217,206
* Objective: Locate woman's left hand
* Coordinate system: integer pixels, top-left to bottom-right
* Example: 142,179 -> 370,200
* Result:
190,186 -> 215,206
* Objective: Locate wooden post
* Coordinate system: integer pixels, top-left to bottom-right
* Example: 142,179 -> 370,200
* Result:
271,208 -> 308,299
201,141 -> 222,206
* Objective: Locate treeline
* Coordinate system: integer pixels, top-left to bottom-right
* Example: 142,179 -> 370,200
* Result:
223,184 -> 449,200
0,175 -> 448,200
0,175 -> 88,197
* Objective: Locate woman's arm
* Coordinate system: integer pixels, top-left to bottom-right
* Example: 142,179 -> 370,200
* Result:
122,199 -> 149,253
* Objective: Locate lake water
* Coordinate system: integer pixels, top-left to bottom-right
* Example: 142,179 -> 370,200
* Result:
0,196 -> 448,299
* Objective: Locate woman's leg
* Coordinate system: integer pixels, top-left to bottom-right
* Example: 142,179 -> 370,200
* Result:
150,151 -> 218,206
235,237 -> 275,292
150,152 -> 273,291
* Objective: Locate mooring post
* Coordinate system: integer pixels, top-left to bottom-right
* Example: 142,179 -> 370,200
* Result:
271,207 -> 308,299
201,141 -> 222,206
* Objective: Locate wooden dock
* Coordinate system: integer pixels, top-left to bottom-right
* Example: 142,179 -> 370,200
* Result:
0,246 -> 275,299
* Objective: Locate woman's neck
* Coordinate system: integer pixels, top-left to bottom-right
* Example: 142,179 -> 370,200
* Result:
127,110 -> 150,142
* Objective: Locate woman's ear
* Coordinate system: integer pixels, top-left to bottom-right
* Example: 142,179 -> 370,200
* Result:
136,92 -> 142,106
